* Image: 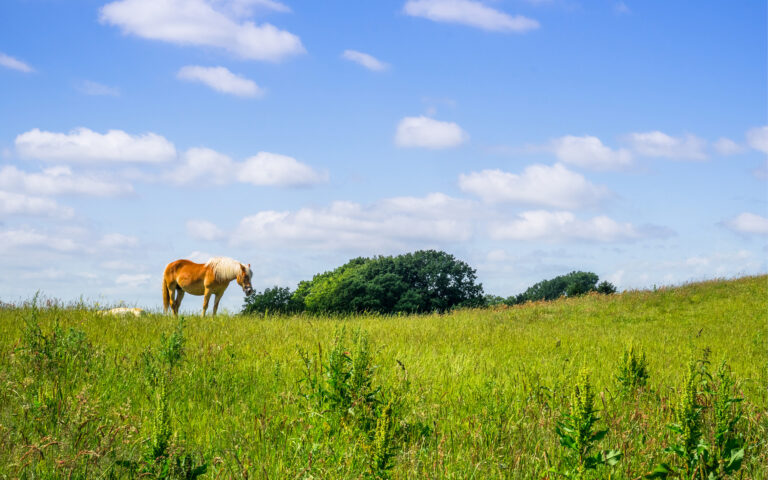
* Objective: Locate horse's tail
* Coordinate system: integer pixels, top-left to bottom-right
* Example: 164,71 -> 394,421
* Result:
162,275 -> 171,313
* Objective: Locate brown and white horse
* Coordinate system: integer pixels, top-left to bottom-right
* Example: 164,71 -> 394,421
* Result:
162,257 -> 253,316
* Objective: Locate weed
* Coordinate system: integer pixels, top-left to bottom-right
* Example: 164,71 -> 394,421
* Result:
551,368 -> 622,478
616,342 -> 649,392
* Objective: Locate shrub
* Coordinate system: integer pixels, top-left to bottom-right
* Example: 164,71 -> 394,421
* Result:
242,286 -> 303,315
597,281 -> 618,294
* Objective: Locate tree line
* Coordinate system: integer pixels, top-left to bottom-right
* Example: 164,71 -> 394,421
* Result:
242,249 -> 617,315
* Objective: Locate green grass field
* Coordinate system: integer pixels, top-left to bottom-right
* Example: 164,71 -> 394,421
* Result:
1,275 -> 766,479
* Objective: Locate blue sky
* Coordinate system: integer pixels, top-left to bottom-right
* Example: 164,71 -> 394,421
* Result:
1,0 -> 766,312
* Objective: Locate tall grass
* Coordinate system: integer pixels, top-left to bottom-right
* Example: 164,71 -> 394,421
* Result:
0,275 -> 765,478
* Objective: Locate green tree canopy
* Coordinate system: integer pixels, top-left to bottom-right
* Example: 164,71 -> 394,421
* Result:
290,250 -> 484,314
507,271 -> 608,305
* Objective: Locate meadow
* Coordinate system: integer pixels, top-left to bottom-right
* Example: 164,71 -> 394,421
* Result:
0,275 -> 765,479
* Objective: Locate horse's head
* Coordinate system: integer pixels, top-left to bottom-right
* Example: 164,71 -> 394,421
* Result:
237,263 -> 254,296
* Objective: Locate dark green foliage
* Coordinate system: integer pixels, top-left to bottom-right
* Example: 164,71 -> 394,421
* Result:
596,280 -> 618,294
242,286 -> 303,315
506,271 -> 601,305
286,250 -> 484,315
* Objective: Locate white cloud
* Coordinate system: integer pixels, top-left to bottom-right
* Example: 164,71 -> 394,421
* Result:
231,193 -> 475,250
746,126 -> 768,154
0,191 -> 74,219
177,65 -> 264,97
342,50 -> 389,72
170,147 -> 235,184
624,131 -> 707,160
0,165 -> 133,196
186,250 -> 215,263
168,148 -> 326,187
115,273 -> 152,287
551,135 -> 633,170
214,0 -> 291,16
395,116 -> 468,149
238,152 -> 328,186
403,0 -> 539,33
16,128 -> 176,163
0,228 -> 79,252
78,80 -> 121,96
723,212 -> 768,236
100,0 -> 305,62
489,210 -> 643,242
0,52 -> 34,72
712,137 -> 745,156
187,219 -> 226,241
100,233 -> 140,248
458,163 -> 609,208
101,260 -> 145,270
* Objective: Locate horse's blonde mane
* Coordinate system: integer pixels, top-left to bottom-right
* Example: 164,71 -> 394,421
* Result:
205,257 -> 249,282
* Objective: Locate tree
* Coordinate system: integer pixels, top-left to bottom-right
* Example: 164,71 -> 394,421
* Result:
596,280 -> 617,294
508,271 -> 601,305
242,286 -> 303,315
287,250 -> 484,315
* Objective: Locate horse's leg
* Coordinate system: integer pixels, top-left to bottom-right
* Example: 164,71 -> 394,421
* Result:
173,288 -> 184,316
166,281 -> 177,314
212,294 -> 222,316
202,289 -> 212,317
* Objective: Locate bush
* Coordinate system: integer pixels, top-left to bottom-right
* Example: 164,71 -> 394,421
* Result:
597,281 -> 618,294
505,271 -> 607,305
242,286 -> 303,315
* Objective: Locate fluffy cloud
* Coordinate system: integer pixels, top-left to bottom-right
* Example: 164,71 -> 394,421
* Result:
624,131 -> 707,160
78,80 -> 121,96
187,219 -> 226,241
238,152 -> 329,186
746,126 -> 768,154
16,128 -> 176,163
489,210 -> 644,242
100,0 -> 305,62
723,212 -> 768,236
0,228 -> 79,252
177,65 -> 264,97
551,135 -> 633,170
115,273 -> 152,287
218,0 -> 291,16
168,148 -> 327,187
169,147 -> 235,184
231,193 -> 475,250
458,163 -> 609,209
0,165 -> 133,196
712,137 -> 745,156
0,52 -> 34,72
0,191 -> 74,218
403,0 -> 539,33
395,116 -> 468,149
100,233 -> 140,248
342,50 -> 389,71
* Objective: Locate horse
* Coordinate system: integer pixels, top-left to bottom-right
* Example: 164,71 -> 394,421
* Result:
162,257 -> 253,316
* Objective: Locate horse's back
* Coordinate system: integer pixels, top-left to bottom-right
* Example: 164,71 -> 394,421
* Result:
164,259 -> 201,275
164,259 -> 209,294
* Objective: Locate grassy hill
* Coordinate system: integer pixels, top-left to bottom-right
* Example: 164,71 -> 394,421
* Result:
0,275 -> 766,478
